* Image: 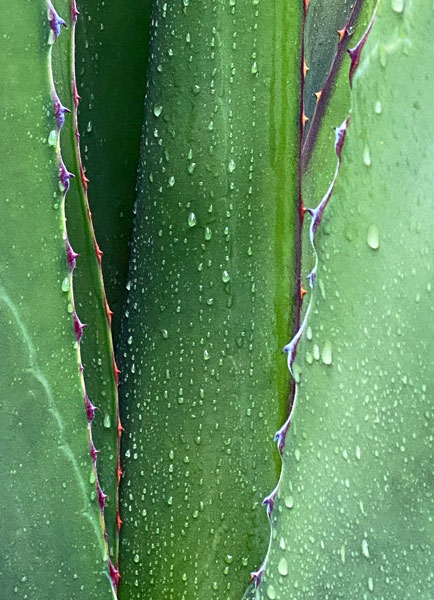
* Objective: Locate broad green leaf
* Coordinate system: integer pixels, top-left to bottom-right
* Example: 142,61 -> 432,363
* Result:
0,2 -> 114,597
52,0 -> 121,562
252,1 -> 434,598
75,0 -> 154,343
117,1 -> 302,598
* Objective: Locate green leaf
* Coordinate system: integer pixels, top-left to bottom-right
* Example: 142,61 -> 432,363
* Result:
251,1 -> 434,598
117,1 -> 302,598
0,2 -> 114,597
51,0 -> 121,563
75,0 -> 154,343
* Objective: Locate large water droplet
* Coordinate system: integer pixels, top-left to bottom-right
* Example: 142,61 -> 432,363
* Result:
391,0 -> 404,13
278,557 -> 288,576
363,144 -> 371,166
321,341 -> 333,365
367,225 -> 379,250
266,584 -> 277,599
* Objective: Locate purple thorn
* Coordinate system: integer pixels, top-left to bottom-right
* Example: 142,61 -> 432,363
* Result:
73,311 -> 86,341
53,94 -> 70,130
262,486 -> 278,517
250,565 -> 264,587
90,441 -> 100,462
97,482 -> 108,509
109,561 -> 120,587
84,394 -> 98,422
65,238 -> 79,271
47,1 -> 67,41
59,160 -> 74,193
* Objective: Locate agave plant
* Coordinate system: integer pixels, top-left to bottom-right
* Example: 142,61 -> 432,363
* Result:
1,0 -> 432,598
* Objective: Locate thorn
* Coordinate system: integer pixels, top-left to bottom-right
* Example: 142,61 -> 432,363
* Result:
300,285 -> 307,299
303,59 -> 309,79
97,482 -> 108,509
301,203 -> 307,216
302,111 -> 309,129
73,311 -> 87,342
304,0 -> 310,11
314,90 -> 322,102
250,567 -> 264,587
113,359 -> 121,384
109,562 -> 120,587
95,242 -> 103,264
65,239 -> 79,271
72,81 -> 81,108
71,0 -> 79,21
337,26 -> 346,42
90,441 -> 100,462
47,2 -> 67,42
85,395 -> 98,422
116,512 -> 123,531
79,164 -> 89,191
105,299 -> 113,325
117,461 -> 123,483
117,417 -> 125,435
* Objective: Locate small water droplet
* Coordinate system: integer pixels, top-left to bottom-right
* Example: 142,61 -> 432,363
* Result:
251,61 -> 258,74
188,212 -> 197,227
222,270 -> 230,283
168,175 -> 175,187
204,226 -> 212,241
363,144 -> 371,166
228,159 -> 236,173
153,105 -> 163,117
61,277 -> 70,292
103,414 -> 111,428
375,100 -> 382,114
266,584 -> 277,599
367,225 -> 379,250
362,539 -> 370,558
87,121 -> 93,133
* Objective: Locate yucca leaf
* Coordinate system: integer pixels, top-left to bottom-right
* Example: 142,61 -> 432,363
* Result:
75,0 -> 153,343
117,1 -> 302,598
251,1 -> 434,598
0,2 -> 114,597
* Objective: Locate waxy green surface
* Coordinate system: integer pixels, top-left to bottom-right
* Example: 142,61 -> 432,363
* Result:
0,2 -> 114,597
117,1 -> 302,598
52,0 -> 121,561
76,0 -> 153,343
253,1 -> 434,597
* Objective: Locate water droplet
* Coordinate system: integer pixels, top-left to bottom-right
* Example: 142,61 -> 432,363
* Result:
391,0 -> 404,13
133,554 -> 140,563
251,61 -> 258,74
284,495 -> 294,509
204,226 -> 212,241
168,175 -> 175,187
321,341 -> 333,365
266,584 -> 277,599
367,225 -> 379,250
87,121 -> 93,133
48,130 -> 58,146
375,100 -> 382,114
61,277 -> 70,292
278,557 -> 288,576
188,212 -> 197,227
203,349 -> 210,360
222,270 -> 230,283
362,539 -> 370,558
363,144 -> 371,166
103,414 -> 111,428
368,576 -> 374,591
228,159 -> 236,173
153,105 -> 162,117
